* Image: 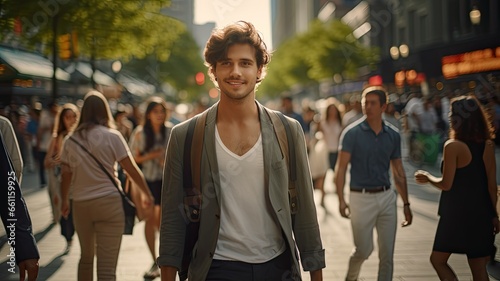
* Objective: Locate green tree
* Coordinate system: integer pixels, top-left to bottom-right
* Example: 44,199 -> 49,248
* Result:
123,29 -> 208,102
259,19 -> 378,98
0,0 -> 181,61
0,0 -> 210,100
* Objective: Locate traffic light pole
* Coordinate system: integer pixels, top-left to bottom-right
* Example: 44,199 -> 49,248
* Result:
51,14 -> 59,101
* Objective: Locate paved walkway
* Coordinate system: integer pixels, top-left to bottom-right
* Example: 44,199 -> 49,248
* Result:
1,150 -> 499,280
0,170 -> 156,281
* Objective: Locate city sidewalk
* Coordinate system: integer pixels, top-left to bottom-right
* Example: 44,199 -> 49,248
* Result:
0,155 -> 498,280
0,170 -> 157,281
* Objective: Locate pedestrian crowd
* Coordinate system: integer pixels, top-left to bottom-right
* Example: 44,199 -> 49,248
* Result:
1,20 -> 499,281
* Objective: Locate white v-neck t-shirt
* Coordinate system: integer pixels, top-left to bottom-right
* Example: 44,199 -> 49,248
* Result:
213,128 -> 286,263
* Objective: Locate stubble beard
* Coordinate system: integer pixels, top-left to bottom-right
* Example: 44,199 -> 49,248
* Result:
220,87 -> 255,103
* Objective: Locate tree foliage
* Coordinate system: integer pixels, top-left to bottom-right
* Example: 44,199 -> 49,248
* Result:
259,19 -> 379,97
0,0 -> 209,100
0,0 -> 183,61
123,29 -> 208,102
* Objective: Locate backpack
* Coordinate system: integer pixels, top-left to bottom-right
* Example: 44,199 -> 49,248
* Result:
179,107 -> 298,281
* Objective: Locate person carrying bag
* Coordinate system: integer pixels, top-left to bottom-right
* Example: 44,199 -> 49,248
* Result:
60,91 -> 153,280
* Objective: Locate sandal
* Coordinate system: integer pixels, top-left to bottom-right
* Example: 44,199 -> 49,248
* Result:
143,263 -> 160,279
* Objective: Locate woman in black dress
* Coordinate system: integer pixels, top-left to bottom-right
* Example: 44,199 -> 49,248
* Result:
415,95 -> 498,281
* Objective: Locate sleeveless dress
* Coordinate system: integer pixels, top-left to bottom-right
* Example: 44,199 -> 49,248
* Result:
433,141 -> 496,258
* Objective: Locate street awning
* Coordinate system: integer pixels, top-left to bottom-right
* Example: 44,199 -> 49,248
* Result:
65,62 -> 116,86
118,72 -> 155,97
0,46 -> 70,81
65,62 -> 122,99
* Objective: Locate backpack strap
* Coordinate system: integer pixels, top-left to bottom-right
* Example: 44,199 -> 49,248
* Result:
264,108 -> 298,215
180,108 -> 297,280
180,111 -> 207,281
183,111 -> 207,223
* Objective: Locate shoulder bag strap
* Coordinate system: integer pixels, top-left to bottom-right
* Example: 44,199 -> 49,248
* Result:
69,137 -> 132,205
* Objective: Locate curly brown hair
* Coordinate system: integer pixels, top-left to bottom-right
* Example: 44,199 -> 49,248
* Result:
449,95 -> 495,142
204,21 -> 271,84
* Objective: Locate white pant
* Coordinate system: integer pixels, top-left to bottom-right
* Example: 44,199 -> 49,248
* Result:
346,189 -> 397,281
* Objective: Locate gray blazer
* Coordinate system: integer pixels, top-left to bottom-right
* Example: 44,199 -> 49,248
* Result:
158,102 -> 325,281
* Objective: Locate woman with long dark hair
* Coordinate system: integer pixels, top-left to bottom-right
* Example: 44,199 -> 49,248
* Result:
129,96 -> 172,279
415,95 -> 498,281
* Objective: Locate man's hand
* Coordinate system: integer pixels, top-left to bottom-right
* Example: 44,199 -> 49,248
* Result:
310,269 -> 323,281
338,201 -> 350,218
19,259 -> 39,281
402,205 -> 413,227
493,217 -> 500,234
160,266 -> 177,281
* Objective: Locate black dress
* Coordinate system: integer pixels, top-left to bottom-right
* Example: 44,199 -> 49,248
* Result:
433,141 -> 496,258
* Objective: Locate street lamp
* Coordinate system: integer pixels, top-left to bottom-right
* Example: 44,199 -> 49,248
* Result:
112,60 -> 122,74
390,44 -> 410,90
470,6 -> 481,25
390,44 -> 409,60
390,46 -> 400,60
399,44 -> 409,58
111,60 -> 122,98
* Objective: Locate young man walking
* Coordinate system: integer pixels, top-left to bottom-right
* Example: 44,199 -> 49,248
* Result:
335,86 -> 413,281
157,21 -> 325,281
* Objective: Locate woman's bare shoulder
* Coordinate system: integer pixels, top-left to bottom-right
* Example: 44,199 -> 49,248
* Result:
444,139 -> 467,149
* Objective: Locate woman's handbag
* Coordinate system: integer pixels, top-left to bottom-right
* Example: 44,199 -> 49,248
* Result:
124,176 -> 153,221
69,137 -> 136,235
122,190 -> 136,235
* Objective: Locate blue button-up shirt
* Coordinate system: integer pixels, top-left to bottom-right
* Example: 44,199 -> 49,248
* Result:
339,117 -> 401,187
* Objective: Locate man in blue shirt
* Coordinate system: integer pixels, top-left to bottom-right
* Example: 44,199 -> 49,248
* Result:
334,86 -> 413,281
281,96 -> 306,132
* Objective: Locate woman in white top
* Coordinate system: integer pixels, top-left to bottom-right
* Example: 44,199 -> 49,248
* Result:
316,102 -> 343,208
44,103 -> 79,252
129,96 -> 171,279
60,91 -> 153,281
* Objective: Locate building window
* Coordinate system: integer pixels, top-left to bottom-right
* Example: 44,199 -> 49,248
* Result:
398,27 -> 406,45
449,0 -> 460,39
408,10 -> 416,46
419,14 -> 428,43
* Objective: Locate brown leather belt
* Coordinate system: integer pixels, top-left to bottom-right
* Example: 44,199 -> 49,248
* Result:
350,186 -> 391,193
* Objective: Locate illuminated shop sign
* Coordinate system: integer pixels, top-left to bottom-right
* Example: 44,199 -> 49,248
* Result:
13,79 -> 42,88
394,69 -> 426,88
442,47 -> 500,79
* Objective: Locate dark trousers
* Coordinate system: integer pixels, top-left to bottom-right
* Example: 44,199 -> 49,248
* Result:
38,151 -> 47,186
328,152 -> 338,170
205,248 -> 294,281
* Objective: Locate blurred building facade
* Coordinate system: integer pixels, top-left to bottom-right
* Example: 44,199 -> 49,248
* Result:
271,0 -> 365,49
271,0 -> 500,96
271,0 -> 370,99
161,0 -> 215,57
374,0 -> 500,95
